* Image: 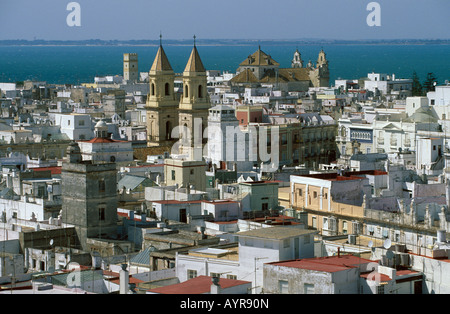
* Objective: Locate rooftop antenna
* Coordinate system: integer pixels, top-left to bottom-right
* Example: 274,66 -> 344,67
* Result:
159,32 -> 162,47
193,34 -> 196,47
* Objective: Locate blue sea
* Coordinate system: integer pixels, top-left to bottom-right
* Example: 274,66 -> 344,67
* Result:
0,44 -> 449,85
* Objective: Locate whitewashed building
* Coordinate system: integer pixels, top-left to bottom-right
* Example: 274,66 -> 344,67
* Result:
54,114 -> 94,141
175,226 -> 318,294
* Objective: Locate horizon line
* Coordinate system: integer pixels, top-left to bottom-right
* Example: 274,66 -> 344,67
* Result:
1,38 -> 449,42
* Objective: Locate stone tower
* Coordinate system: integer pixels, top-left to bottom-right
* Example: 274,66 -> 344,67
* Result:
316,49 -> 330,87
61,142 -> 118,250
291,49 -> 303,68
123,53 -> 139,82
309,49 -> 330,87
145,41 -> 179,147
178,39 -> 210,158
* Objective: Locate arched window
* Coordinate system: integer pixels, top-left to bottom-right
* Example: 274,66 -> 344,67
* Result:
198,85 -> 203,98
184,85 -> 189,98
165,121 -> 171,140
165,83 -> 170,96
151,83 -> 155,96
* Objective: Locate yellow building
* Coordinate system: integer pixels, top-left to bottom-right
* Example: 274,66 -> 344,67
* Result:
146,43 -> 179,147
290,172 -> 370,236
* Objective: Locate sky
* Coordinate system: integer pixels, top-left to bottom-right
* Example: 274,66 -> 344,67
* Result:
0,0 -> 449,41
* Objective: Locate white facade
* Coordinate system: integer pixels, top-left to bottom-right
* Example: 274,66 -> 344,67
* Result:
416,137 -> 444,175
406,97 -> 429,117
54,114 -> 94,140
77,139 -> 133,163
201,200 -> 241,221
151,200 -> 202,222
206,105 -> 255,170
364,73 -> 412,97
0,130 -> 33,144
175,227 -> 317,294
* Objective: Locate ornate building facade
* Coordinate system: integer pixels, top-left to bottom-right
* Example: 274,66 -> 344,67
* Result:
230,46 -> 330,91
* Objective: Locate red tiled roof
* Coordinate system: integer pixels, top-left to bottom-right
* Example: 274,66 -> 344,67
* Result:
212,220 -> 238,225
202,200 -> 239,205
109,276 -> 144,285
152,200 -> 203,205
31,166 -> 62,175
78,137 -> 128,144
148,276 -> 250,294
360,271 -> 391,282
269,255 -> 375,273
127,164 -> 164,168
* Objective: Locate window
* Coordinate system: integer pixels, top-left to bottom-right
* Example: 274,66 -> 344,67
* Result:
227,274 -> 237,280
312,216 -> 317,229
210,272 -> 220,278
79,120 -> 85,126
283,239 -> 290,248
377,285 -> 385,294
279,280 -> 289,294
190,169 -> 194,175
304,283 -> 315,294
342,221 -> 348,234
171,170 -> 176,180
187,269 -> 197,280
151,83 -> 155,96
165,83 -> 170,96
313,191 -> 317,198
184,85 -> 189,98
298,189 -> 302,196
198,85 -> 203,98
99,179 -> 105,193
99,207 -> 106,221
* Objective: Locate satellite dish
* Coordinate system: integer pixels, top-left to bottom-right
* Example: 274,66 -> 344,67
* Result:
49,239 -> 54,246
383,238 -> 392,250
368,240 -> 373,248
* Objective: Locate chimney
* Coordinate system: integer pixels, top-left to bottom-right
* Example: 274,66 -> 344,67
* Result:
337,247 -> 341,258
197,226 -> 207,239
119,264 -> 129,294
210,276 -> 221,294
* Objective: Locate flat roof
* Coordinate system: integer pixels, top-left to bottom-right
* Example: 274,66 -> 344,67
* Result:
237,226 -> 317,240
148,276 -> 250,294
152,200 -> 203,205
268,255 -> 374,273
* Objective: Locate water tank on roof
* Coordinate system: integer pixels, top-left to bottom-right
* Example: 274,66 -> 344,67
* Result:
399,253 -> 409,267
437,230 -> 447,243
348,234 -> 357,245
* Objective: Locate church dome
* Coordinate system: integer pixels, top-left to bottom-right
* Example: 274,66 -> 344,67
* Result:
94,119 -> 108,138
95,120 -> 108,129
